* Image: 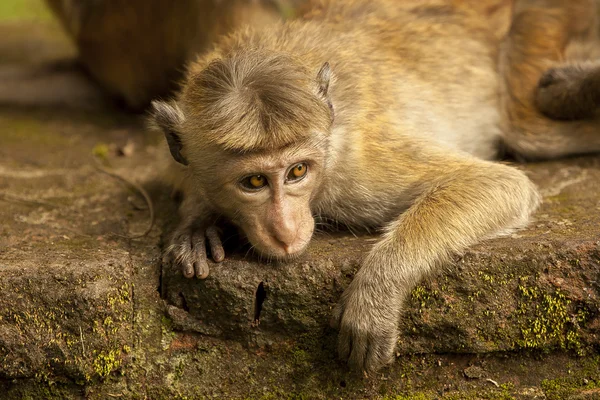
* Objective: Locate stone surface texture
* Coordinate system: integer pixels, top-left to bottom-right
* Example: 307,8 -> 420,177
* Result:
0,7 -> 599,400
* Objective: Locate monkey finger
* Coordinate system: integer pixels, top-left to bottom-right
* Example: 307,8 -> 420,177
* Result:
347,332 -> 368,371
171,231 -> 195,278
206,225 -> 225,262
337,323 -> 353,361
363,335 -> 395,373
182,260 -> 196,279
194,259 -> 210,280
191,230 -> 209,279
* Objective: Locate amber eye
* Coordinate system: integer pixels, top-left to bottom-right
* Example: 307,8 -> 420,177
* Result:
241,174 -> 267,190
287,163 -> 308,181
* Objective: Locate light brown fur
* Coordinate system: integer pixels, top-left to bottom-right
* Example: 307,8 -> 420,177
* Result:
501,0 -> 600,158
152,0 -> 600,372
42,0 -> 282,110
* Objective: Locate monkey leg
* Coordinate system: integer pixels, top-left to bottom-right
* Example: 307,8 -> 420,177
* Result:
501,2 -> 600,159
45,0 -> 281,110
332,156 -> 540,372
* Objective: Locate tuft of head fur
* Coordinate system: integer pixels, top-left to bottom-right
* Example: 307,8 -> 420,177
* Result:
181,50 -> 333,152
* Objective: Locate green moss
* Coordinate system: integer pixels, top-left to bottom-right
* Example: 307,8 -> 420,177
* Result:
514,284 -> 585,353
380,393 -> 431,400
92,143 -> 110,160
92,349 -> 123,379
247,390 -> 311,400
539,357 -> 600,399
411,285 -> 441,310
174,359 -> 186,381
107,283 -> 132,309
1,118 -> 61,146
161,315 -> 174,330
290,348 -> 310,367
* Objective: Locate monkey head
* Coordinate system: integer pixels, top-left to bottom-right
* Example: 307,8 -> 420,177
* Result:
152,51 -> 334,259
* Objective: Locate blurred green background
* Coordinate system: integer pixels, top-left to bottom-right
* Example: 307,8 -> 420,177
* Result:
0,0 -> 51,21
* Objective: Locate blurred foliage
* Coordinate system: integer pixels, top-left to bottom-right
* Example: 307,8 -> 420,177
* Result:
0,0 -> 51,21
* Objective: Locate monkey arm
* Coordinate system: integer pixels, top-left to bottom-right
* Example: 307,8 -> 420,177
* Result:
332,156 -> 541,372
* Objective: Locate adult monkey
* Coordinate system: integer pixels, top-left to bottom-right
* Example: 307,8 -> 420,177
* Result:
5,0 -> 286,110
152,0 -> 600,372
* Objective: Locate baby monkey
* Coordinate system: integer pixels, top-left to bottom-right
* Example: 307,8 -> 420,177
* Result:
152,0 -> 600,372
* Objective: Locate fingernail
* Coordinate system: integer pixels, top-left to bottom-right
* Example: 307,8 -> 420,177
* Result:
198,269 -> 209,279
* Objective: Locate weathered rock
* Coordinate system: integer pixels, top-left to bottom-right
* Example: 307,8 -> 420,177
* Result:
0,105 -> 154,382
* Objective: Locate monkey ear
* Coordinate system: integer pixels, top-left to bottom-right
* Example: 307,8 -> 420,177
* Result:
316,62 -> 331,96
150,100 -> 189,166
316,62 -> 335,122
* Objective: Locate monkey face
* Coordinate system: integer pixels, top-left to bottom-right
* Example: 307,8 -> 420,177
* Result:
200,142 -> 327,259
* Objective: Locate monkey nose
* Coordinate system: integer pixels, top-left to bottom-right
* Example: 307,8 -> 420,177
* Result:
272,230 -> 297,254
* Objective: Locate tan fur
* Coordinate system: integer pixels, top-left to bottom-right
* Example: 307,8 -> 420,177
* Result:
45,0 -> 282,110
500,0 -> 600,158
182,52 -> 332,151
151,0 -> 599,372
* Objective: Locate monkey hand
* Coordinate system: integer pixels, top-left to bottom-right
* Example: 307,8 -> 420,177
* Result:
165,223 -> 225,279
331,260 -> 401,373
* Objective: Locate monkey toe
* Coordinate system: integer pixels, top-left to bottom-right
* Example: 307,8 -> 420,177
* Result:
337,325 -> 353,361
364,335 -> 395,373
167,231 -> 197,279
347,334 -> 369,371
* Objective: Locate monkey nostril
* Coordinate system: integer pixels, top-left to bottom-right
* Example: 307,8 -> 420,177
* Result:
272,235 -> 293,253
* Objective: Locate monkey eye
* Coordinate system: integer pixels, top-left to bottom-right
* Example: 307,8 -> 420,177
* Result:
286,163 -> 308,182
240,174 -> 268,190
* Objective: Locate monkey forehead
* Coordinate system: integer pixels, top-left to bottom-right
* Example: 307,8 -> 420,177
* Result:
180,52 -> 332,152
